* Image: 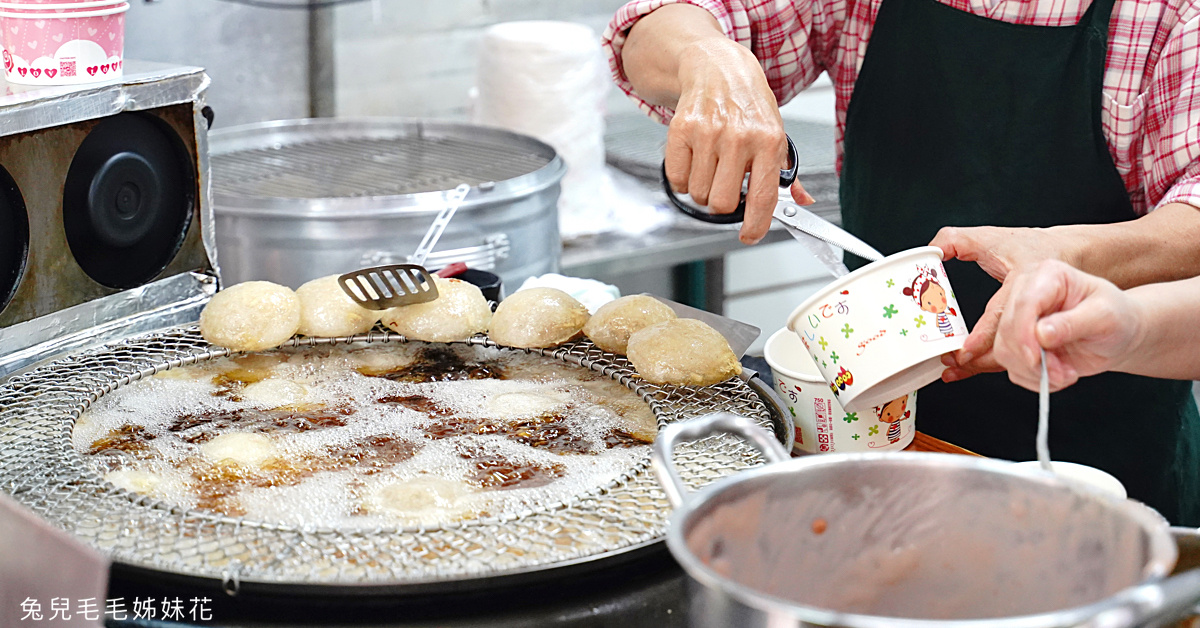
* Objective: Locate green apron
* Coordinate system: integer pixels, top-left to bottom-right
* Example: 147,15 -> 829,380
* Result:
838,0 -> 1200,524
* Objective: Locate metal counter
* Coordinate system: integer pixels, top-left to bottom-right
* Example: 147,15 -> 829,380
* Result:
563,113 -> 840,297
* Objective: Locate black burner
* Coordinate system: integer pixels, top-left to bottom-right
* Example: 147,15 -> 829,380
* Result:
63,113 -> 194,289
0,165 -> 28,313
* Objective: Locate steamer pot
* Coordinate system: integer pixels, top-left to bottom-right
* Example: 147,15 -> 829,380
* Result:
653,413 -> 1200,628
209,118 -> 565,290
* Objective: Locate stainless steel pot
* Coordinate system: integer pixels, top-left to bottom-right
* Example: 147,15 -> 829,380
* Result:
209,118 -> 566,289
653,413 -> 1200,628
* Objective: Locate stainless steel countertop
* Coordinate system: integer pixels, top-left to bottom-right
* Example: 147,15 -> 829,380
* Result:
565,113 -> 840,277
560,184 -> 840,278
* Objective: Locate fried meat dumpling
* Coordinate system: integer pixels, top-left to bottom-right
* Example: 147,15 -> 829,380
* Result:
488,288 -> 589,349
200,432 -> 280,467
583,295 -> 677,354
380,277 -> 492,342
296,274 -> 380,338
200,281 -> 301,352
105,469 -> 163,495
241,378 -> 309,409
626,319 -> 740,387
368,476 -> 475,525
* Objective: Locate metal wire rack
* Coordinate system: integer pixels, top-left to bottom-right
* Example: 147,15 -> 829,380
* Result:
0,327 -> 779,594
212,135 -> 551,200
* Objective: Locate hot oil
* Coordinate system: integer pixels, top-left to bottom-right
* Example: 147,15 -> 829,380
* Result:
165,406 -> 353,444
360,346 -> 505,383
457,443 -> 565,489
74,342 -> 657,529
88,424 -> 155,455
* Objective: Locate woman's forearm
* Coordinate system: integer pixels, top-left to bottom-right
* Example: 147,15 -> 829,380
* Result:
1112,275 -> 1200,379
621,4 -> 736,109
1058,202 -> 1200,289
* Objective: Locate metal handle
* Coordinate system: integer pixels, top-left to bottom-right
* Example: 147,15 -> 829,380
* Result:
661,134 -> 799,224
1079,568 -> 1200,628
412,183 -> 471,266
651,412 -> 790,509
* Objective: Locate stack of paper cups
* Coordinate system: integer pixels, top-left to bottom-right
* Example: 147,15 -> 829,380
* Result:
0,0 -> 128,85
473,21 -> 611,239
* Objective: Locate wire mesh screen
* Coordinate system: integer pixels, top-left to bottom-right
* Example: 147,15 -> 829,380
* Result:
0,327 -> 777,592
211,135 -> 552,200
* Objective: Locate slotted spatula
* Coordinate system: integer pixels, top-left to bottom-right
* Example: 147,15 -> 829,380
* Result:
338,184 -> 471,310
338,264 -> 439,311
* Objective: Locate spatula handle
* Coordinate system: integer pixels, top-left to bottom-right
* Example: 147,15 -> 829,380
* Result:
412,184 -> 471,266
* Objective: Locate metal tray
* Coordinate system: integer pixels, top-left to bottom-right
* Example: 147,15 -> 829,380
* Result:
0,326 -> 787,596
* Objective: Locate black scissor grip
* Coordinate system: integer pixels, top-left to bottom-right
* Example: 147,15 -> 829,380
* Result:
661,134 -> 799,224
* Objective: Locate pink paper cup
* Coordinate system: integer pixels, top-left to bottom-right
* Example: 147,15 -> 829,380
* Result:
0,1 -> 126,85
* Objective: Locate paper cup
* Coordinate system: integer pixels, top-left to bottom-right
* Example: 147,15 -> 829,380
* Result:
765,327 -> 917,453
786,246 -> 968,413
0,0 -> 126,85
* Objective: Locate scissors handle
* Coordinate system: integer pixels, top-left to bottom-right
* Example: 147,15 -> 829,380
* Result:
661,134 -> 799,224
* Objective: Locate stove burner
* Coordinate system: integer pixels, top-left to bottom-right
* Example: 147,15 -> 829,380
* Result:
0,165 -> 28,313
63,113 -> 194,289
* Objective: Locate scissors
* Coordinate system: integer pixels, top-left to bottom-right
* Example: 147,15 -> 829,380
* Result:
661,134 -> 884,263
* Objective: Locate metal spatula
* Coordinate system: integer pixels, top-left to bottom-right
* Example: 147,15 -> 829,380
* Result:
338,264 -> 439,311
338,184 -> 471,310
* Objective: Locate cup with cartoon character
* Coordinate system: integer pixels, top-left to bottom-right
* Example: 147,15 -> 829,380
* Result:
786,246 -> 967,413
765,328 -> 918,453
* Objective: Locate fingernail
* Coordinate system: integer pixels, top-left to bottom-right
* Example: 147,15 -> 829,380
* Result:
941,354 -> 957,367
943,370 -> 959,383
958,351 -> 973,365
801,191 -> 816,205
1040,321 -> 1057,342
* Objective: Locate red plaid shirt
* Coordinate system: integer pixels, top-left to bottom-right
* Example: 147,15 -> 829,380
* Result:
603,0 -> 1200,214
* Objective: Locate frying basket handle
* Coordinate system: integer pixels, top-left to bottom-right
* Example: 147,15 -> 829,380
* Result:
661,134 -> 799,224
652,412 -> 791,509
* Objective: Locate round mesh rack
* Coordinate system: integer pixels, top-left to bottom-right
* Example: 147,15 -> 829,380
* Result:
210,119 -> 557,200
0,326 -> 779,594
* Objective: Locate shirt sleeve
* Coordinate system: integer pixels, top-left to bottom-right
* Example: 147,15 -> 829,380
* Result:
1138,4 -> 1200,212
601,0 -> 830,124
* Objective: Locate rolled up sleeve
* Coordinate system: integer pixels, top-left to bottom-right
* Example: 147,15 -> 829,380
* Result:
602,0 -> 826,124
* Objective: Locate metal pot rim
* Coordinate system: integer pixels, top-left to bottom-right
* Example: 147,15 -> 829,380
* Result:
664,451 -> 1178,628
208,117 -> 567,218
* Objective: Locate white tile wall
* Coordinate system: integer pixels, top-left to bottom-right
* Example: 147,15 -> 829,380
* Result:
125,0 -> 311,127
332,0 -> 629,119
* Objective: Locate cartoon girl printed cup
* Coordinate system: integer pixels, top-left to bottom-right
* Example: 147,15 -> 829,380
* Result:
873,395 -> 912,446
903,266 -> 957,338
765,328 -> 918,452
788,247 -> 967,412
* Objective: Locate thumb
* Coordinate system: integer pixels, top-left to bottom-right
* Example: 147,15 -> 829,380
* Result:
1035,302 -> 1109,351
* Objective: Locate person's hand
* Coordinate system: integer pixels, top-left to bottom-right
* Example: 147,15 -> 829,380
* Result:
992,260 -> 1144,392
664,38 -> 815,245
929,225 -> 1086,382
